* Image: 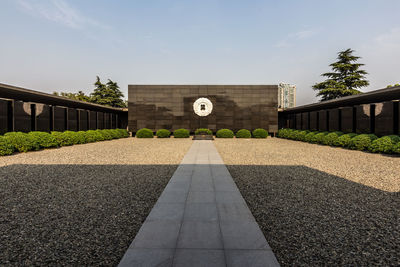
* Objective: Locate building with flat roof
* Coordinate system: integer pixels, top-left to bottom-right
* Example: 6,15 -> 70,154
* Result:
278,83 -> 296,109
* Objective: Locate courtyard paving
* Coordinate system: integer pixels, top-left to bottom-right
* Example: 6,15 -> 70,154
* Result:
119,140 -> 279,267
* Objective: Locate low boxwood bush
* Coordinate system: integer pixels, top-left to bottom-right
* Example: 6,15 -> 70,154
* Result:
136,128 -> 154,138
216,129 -> 234,138
28,131 -> 58,148
335,133 -> 357,147
322,131 -> 344,146
97,129 -> 113,140
173,129 -> 190,138
5,132 -> 39,152
195,128 -> 213,135
0,136 -> 14,156
156,129 -> 171,138
313,132 -> 329,144
288,129 -> 299,140
368,135 -> 400,153
236,129 -> 251,138
51,131 -> 74,146
295,130 -> 310,141
348,134 -> 378,151
252,128 -> 268,138
117,129 -> 129,138
393,141 -> 400,154
304,132 -> 318,143
85,130 -> 104,142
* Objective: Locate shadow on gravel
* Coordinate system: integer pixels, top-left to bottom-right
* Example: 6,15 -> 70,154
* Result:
0,164 -> 178,266
226,165 -> 400,267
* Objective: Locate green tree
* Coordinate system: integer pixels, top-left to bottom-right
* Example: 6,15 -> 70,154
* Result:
313,48 -> 369,101
53,91 -> 92,102
90,76 -> 126,108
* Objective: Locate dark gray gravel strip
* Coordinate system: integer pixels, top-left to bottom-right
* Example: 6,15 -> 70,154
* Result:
0,164 -> 178,266
226,164 -> 400,266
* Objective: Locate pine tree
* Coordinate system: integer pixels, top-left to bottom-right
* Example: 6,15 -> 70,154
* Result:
313,49 -> 369,101
91,76 -> 126,108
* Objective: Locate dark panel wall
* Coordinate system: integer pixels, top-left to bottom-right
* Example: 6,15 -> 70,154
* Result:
301,112 -> 309,130
0,99 -> 9,134
340,107 -> 354,133
14,101 -> 32,132
309,111 -> 318,131
295,113 -> 302,130
328,109 -> 340,132
104,113 -> 111,129
97,112 -> 104,129
128,85 -> 279,133
355,104 -> 371,134
79,110 -> 88,131
36,104 -> 51,132
67,108 -> 78,131
53,106 -> 66,132
89,111 -> 97,130
374,102 -> 394,136
318,110 -> 328,131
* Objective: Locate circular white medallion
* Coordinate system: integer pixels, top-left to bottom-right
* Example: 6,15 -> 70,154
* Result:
193,97 -> 213,117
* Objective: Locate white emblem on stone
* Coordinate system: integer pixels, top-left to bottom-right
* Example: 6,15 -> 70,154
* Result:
193,98 -> 213,116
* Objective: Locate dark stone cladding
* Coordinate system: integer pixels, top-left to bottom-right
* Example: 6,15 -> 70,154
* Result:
128,85 -> 278,133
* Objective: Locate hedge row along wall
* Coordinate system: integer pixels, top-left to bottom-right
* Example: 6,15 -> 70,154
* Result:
0,83 -> 128,134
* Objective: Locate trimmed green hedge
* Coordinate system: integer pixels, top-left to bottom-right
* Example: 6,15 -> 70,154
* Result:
0,129 -> 130,156
156,129 -> 171,138
136,128 -> 154,138
173,129 -> 190,138
195,128 -> 213,135
252,128 -> 268,138
216,129 -> 234,138
236,129 -> 251,138
277,128 -> 400,154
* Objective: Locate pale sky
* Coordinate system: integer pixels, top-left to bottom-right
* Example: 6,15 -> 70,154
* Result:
1,0 -> 399,105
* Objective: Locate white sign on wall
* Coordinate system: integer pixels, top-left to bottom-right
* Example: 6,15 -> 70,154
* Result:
193,98 -> 213,117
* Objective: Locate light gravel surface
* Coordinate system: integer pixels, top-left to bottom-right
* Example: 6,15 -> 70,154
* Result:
0,138 -> 192,266
215,138 -> 400,266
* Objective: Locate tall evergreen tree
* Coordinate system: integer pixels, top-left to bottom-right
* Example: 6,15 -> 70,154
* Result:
313,48 -> 369,101
91,76 -> 126,108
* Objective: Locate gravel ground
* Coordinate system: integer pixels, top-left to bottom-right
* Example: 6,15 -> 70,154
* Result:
0,138 -> 192,266
215,138 -> 400,266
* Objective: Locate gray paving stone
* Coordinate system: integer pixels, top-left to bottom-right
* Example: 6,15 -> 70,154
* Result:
177,221 -> 223,249
146,203 -> 185,222
130,221 -> 181,249
184,203 -> 218,222
217,202 -> 256,222
158,190 -> 188,203
173,249 -> 225,267
118,248 -> 174,267
220,221 -> 270,250
190,180 -> 214,192
187,191 -> 215,203
215,191 -> 245,204
164,181 -> 190,192
225,249 -> 280,267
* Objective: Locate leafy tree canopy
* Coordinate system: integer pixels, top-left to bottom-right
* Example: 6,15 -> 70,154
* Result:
52,76 -> 127,108
313,48 -> 369,101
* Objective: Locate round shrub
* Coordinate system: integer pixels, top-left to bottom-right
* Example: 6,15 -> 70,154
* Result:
277,128 -> 294,139
173,129 -> 190,138
236,129 -> 251,138
117,129 -> 129,138
288,129 -> 300,140
313,132 -> 329,144
295,130 -> 310,141
28,131 -> 58,148
98,129 -> 113,140
85,130 -> 104,142
348,134 -> 378,151
5,132 -> 39,152
62,131 -> 82,145
335,133 -> 357,147
368,135 -> 400,153
216,129 -> 234,138
304,132 -> 318,143
252,128 -> 268,138
156,129 -> 171,138
0,136 -> 14,156
51,131 -> 74,146
195,128 -> 213,135
393,141 -> 400,154
322,131 -> 344,146
136,128 -> 154,138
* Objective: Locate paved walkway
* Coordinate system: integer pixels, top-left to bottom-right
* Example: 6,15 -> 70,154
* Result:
119,141 -> 279,267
